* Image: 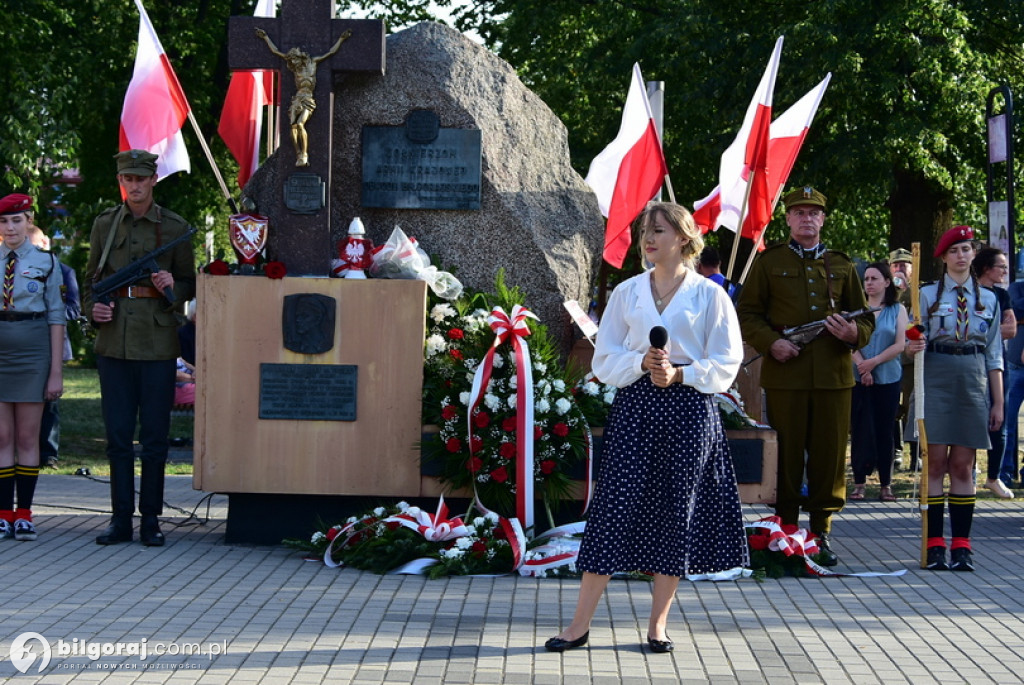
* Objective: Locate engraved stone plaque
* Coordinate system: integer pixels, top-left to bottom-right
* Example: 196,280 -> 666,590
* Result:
282,293 -> 336,355
259,363 -> 357,421
284,172 -> 326,214
361,111 -> 482,210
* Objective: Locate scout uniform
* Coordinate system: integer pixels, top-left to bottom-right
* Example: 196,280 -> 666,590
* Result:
0,193 -> 65,540
737,187 -> 874,550
83,150 -> 196,547
919,225 -> 1000,572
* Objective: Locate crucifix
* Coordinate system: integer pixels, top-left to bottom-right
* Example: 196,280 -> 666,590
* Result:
228,0 -> 385,275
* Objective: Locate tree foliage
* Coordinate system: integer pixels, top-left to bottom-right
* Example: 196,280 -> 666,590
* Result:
2,0 -> 1022,282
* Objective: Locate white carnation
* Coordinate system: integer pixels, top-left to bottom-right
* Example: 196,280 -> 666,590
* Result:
555,398 -> 571,415
346,516 -> 358,524
583,381 -> 600,396
459,392 -> 471,406
484,393 -> 501,411
455,536 -> 473,550
472,517 -> 486,528
373,507 -> 386,517
553,379 -> 566,392
311,531 -> 326,544
425,334 -> 447,357
430,304 -> 456,322
396,501 -> 410,512
534,362 -> 547,374
492,354 -> 504,369
507,395 -> 518,409
508,374 -> 518,390
603,390 -> 616,404
536,398 -> 551,413
485,511 -> 500,524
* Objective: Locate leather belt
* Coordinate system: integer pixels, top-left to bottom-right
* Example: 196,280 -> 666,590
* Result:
927,342 -> 984,355
0,311 -> 47,322
114,285 -> 162,299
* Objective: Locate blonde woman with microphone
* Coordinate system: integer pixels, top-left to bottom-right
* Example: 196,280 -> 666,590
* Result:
545,203 -> 745,654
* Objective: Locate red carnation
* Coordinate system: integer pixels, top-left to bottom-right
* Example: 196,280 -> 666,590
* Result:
471,540 -> 488,556
492,524 -> 506,540
207,259 -> 230,276
553,422 -> 569,437
448,328 -> 465,340
264,260 -> 287,279
470,436 -> 483,452
445,437 -> 462,453
499,442 -> 517,459
502,417 -> 517,432
540,460 -> 556,474
748,535 -> 770,551
441,405 -> 458,421
466,456 -> 483,472
450,349 -> 464,361
325,527 -> 340,541
491,466 -> 508,483
534,426 -> 544,439
473,411 -> 490,428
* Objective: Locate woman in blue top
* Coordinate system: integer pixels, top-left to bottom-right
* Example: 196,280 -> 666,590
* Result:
850,262 -> 908,502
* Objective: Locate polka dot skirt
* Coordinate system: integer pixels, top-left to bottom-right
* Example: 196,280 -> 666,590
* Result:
577,375 -> 750,577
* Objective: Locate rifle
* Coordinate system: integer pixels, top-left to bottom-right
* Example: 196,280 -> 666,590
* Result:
780,306 -> 881,346
92,226 -> 197,305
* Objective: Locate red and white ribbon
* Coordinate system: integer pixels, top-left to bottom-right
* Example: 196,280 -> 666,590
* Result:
518,521 -> 586,577
467,305 -> 539,530
384,496 -> 469,542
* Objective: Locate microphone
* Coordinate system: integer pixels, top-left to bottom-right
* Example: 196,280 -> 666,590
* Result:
649,326 -> 668,350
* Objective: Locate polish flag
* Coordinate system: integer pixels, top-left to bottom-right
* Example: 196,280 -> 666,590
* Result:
585,64 -> 669,269
119,0 -> 191,180
693,71 -> 831,246
218,0 -> 276,189
692,37 -> 782,241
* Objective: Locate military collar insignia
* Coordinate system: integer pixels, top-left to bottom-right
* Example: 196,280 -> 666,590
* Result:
788,239 -> 826,260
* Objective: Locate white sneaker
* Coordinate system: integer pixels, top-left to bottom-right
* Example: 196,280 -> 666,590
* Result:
985,479 -> 1015,499
13,518 -> 36,541
0,520 -> 11,539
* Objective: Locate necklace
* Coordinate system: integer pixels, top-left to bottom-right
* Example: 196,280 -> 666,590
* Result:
651,272 -> 685,307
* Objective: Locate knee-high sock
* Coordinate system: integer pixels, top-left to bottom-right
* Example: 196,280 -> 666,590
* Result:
15,464 -> 39,514
948,492 -> 975,548
926,494 -> 946,544
0,466 -> 14,517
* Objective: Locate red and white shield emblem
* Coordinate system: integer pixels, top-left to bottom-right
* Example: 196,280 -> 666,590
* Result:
229,214 -> 269,264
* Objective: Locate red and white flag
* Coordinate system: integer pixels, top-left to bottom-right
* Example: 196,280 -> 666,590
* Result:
693,70 -> 831,246
585,64 -> 669,269
218,0 -> 276,189
119,0 -> 191,180
693,37 -> 782,241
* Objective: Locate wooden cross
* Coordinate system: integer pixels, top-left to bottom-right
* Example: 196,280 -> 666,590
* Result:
228,0 -> 384,275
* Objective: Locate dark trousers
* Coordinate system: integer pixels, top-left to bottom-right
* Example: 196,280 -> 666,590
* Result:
851,381 -> 901,486
96,356 -> 176,520
765,387 -> 852,534
39,400 -> 60,459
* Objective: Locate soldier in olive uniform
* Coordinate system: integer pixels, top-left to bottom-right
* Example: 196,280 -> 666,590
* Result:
736,187 -> 873,565
83,150 -> 196,547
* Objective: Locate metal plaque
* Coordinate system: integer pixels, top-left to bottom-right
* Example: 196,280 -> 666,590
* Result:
361,113 -> 482,210
284,172 -> 326,214
259,363 -> 357,421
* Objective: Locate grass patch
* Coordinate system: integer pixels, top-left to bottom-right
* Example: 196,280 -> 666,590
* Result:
52,366 -> 193,476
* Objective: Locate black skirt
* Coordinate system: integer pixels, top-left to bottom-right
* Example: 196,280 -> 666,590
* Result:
577,375 -> 749,577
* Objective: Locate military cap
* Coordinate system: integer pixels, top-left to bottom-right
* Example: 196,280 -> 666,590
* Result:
933,225 -> 974,257
889,248 -> 913,264
783,186 -> 827,210
115,149 -> 159,177
0,193 -> 34,215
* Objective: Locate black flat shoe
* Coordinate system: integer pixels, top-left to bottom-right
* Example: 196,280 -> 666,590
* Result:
647,635 -> 674,653
544,631 -> 589,652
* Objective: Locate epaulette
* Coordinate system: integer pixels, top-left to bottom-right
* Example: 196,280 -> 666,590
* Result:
96,205 -> 120,218
826,248 -> 853,260
761,242 -> 788,253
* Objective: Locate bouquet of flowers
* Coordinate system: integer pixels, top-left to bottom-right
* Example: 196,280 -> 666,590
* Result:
421,272 -> 596,528
745,516 -> 826,579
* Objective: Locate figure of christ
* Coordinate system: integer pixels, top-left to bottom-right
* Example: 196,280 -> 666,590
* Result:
255,28 -> 351,166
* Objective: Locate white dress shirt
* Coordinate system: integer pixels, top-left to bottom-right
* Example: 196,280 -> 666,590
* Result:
592,268 -> 743,393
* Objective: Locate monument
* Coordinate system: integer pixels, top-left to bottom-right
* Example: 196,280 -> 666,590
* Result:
245,21 -> 605,351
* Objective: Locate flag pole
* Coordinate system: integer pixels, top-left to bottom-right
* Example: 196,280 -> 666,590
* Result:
664,174 -> 676,204
909,242 -> 930,567
186,112 -> 238,214
725,169 -> 757,282
737,187 -> 785,284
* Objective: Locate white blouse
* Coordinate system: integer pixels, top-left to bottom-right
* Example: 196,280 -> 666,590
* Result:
592,268 -> 743,393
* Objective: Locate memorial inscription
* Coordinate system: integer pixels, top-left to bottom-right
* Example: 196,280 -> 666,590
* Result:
362,110 -> 482,210
259,363 -> 357,421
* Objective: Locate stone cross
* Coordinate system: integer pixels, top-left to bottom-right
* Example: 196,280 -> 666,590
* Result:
228,0 -> 384,275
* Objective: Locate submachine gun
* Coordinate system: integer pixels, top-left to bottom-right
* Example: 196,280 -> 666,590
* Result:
92,226 -> 197,305
780,306 -> 882,346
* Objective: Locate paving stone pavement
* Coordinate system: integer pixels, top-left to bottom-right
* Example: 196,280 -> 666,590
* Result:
1,475 -> 1022,684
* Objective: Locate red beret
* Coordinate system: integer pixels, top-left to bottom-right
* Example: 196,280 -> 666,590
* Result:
0,193 -> 33,216
933,225 -> 974,257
